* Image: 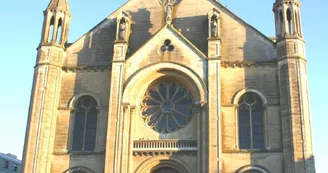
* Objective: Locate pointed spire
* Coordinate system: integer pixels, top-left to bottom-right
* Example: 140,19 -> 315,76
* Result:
275,0 -> 299,3
46,0 -> 70,14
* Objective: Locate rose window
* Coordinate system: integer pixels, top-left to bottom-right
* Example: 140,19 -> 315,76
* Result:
141,81 -> 194,133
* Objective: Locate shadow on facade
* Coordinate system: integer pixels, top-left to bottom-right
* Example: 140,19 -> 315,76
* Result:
62,7 -> 153,173
239,29 -> 315,173
241,28 -> 282,172
173,15 -> 208,56
127,8 -> 153,56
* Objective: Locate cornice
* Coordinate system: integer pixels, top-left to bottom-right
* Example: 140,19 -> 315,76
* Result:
221,61 -> 277,68
62,66 -> 111,72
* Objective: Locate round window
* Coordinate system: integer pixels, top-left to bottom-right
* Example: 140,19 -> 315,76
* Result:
141,81 -> 194,133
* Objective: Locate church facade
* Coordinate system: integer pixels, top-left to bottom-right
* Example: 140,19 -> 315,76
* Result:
22,0 -> 315,172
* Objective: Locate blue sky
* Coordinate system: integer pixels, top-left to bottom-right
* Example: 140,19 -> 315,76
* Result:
0,0 -> 327,172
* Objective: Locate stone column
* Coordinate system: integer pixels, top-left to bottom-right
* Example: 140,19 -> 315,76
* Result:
104,37 -> 129,172
277,37 -> 315,173
207,14 -> 221,171
22,46 -> 63,173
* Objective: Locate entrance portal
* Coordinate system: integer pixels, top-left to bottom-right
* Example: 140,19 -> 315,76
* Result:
152,167 -> 180,173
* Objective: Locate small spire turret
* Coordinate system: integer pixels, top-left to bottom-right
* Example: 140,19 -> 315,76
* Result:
40,0 -> 71,47
273,0 -> 302,38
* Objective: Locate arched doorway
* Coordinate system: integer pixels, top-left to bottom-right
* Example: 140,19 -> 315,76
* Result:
244,171 -> 262,173
152,167 -> 180,173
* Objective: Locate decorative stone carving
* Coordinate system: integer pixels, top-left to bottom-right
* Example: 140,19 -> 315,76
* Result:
159,0 -> 180,24
116,11 -> 131,42
119,19 -> 126,40
211,18 -> 218,37
208,9 -> 220,38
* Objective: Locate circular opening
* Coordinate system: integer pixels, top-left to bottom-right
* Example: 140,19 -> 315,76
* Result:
141,81 -> 194,133
164,39 -> 171,46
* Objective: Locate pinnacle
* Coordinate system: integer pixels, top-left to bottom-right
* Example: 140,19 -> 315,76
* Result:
46,0 -> 70,13
275,0 -> 299,3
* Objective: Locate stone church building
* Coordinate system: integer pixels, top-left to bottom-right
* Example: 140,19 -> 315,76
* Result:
22,0 -> 315,172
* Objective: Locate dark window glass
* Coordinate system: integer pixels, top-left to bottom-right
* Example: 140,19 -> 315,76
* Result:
141,81 -> 194,133
152,167 -> 180,173
3,160 -> 8,168
13,164 -> 18,172
85,108 -> 97,151
244,171 -> 262,173
72,111 -> 85,151
239,110 -> 251,149
238,92 -> 264,150
71,96 -> 98,151
287,9 -> 292,34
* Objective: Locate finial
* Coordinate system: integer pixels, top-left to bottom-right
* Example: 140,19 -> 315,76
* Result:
46,0 -> 70,14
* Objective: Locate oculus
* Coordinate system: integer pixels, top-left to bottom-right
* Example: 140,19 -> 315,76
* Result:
141,81 -> 194,133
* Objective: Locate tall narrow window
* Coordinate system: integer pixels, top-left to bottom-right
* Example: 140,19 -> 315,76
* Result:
287,9 -> 292,35
238,92 -> 264,150
3,160 -> 9,169
48,17 -> 55,43
279,10 -> 284,35
71,96 -> 98,151
295,11 -> 299,35
297,13 -> 302,36
56,18 -> 63,44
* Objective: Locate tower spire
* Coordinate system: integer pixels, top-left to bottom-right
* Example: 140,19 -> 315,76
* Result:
46,0 -> 70,14
40,0 -> 71,47
273,0 -> 302,38
273,0 -> 316,172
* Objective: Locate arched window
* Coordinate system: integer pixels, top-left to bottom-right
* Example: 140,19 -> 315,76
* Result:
56,18 -> 63,44
244,171 -> 262,173
286,8 -> 292,34
48,16 -> 55,43
71,95 -> 98,151
152,167 -> 180,173
297,13 -> 302,36
279,10 -> 284,35
238,92 -> 264,150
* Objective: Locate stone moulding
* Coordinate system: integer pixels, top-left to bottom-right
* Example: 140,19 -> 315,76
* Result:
62,66 -> 111,72
221,60 -> 277,68
236,165 -> 270,173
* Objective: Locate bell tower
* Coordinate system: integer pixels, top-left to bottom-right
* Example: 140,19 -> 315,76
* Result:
273,0 -> 315,172
41,0 -> 71,46
22,0 -> 70,173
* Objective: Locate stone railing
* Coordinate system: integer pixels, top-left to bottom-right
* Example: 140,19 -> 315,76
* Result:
132,139 -> 197,153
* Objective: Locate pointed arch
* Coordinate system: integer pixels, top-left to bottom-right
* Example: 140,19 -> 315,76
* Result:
286,8 -> 292,34
48,16 -> 55,43
236,165 -> 270,173
56,18 -> 63,44
68,92 -> 101,152
233,89 -> 268,150
62,166 -> 95,173
134,156 -> 194,173
279,10 -> 284,35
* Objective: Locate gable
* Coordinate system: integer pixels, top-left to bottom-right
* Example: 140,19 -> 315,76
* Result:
65,0 -> 277,67
125,25 -> 206,79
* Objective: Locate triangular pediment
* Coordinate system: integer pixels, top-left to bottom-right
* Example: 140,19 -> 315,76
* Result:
126,24 -> 207,66
65,0 -> 277,67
